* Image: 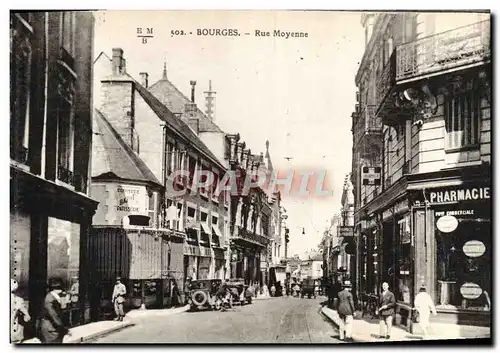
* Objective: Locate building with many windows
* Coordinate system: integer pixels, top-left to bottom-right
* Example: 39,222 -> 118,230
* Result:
10,11 -> 98,338
352,12 -> 491,331
92,49 -> 230,306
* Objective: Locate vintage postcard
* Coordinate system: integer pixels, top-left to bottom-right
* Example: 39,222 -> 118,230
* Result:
9,10 -> 491,344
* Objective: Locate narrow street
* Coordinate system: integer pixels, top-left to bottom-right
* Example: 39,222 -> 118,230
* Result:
93,297 -> 342,344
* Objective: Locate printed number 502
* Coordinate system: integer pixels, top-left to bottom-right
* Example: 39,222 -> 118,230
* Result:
171,30 -> 185,36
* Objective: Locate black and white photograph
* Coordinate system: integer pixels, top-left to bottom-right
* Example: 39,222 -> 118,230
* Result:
9,8 -> 492,345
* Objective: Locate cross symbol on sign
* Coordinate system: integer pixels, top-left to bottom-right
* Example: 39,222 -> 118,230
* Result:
362,166 -> 381,186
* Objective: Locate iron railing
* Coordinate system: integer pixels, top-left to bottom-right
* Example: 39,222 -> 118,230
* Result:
375,51 -> 397,114
354,105 -> 383,145
57,165 -> 74,185
396,20 -> 490,81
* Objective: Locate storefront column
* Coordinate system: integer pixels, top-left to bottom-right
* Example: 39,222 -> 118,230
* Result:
425,209 -> 436,302
413,209 -> 426,297
28,213 -> 48,335
78,211 -> 92,325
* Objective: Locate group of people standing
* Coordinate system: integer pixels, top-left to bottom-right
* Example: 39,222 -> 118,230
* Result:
11,276 -> 129,344
331,279 -> 437,341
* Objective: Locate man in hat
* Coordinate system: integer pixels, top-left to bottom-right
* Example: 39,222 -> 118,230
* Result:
337,280 -> 355,342
39,278 -> 70,343
112,277 -> 126,321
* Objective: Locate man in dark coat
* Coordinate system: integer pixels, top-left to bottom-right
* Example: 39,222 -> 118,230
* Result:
39,278 -> 70,344
378,281 -> 396,339
337,280 -> 355,342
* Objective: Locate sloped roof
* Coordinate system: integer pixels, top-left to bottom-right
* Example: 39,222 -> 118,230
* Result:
149,78 -> 223,133
133,84 -> 226,170
92,109 -> 162,187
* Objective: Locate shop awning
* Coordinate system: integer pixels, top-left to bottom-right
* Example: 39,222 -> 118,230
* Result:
212,225 -> 223,238
200,222 -> 211,234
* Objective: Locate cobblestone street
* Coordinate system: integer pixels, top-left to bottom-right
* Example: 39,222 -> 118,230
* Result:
93,297 -> 341,344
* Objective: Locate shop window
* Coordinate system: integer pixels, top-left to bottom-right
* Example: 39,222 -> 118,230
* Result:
396,216 -> 412,304
47,218 -> 80,312
147,193 -> 156,228
444,86 -> 480,150
436,219 -> 490,310
10,14 -> 33,165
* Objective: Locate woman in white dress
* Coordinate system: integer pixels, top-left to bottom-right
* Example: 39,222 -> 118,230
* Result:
414,285 -> 437,338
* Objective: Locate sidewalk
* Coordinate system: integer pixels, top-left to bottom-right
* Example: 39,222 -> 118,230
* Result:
321,306 -> 491,342
21,304 -> 190,344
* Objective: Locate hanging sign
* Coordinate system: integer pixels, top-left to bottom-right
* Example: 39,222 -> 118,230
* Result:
362,166 -> 381,186
463,240 -> 486,258
460,282 -> 483,300
436,215 -> 458,233
338,226 -> 354,238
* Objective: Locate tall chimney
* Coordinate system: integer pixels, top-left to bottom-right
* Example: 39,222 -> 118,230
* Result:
190,80 -> 196,103
112,48 -> 124,75
139,72 -> 149,88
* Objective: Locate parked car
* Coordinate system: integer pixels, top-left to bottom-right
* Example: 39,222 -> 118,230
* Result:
188,279 -> 222,311
227,279 -> 253,305
301,278 -> 316,299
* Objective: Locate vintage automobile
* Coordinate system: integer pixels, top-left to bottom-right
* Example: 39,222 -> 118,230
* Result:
227,279 -> 253,305
301,278 -> 316,299
188,279 -> 222,311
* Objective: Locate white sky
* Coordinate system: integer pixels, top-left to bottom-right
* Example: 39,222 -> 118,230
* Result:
94,10 -> 365,258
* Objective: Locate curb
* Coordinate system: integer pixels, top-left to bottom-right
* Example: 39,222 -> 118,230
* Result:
320,306 -> 368,343
126,304 -> 191,319
68,322 -> 136,344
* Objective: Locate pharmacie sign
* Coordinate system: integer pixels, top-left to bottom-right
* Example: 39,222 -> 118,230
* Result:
427,186 -> 490,204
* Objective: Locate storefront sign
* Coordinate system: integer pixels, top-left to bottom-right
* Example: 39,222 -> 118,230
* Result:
463,240 -> 486,258
435,210 -> 474,217
115,185 -> 147,213
382,199 -> 409,220
460,282 -> 483,300
428,187 -> 490,204
436,215 -> 459,233
338,226 -> 354,238
184,244 -> 200,257
362,166 -> 381,186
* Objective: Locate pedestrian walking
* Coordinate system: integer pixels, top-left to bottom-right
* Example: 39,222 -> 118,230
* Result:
332,276 -> 342,309
11,279 -> 31,343
184,276 -> 192,305
112,277 -> 126,321
377,282 -> 396,339
414,285 -> 437,338
337,280 -> 355,342
270,284 -> 276,297
39,278 -> 70,344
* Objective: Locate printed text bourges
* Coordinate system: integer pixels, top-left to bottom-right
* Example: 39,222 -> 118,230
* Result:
171,29 -> 309,39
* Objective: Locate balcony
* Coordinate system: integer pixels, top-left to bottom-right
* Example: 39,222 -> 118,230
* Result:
396,20 -> 490,83
375,20 -> 490,125
354,105 -> 383,147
